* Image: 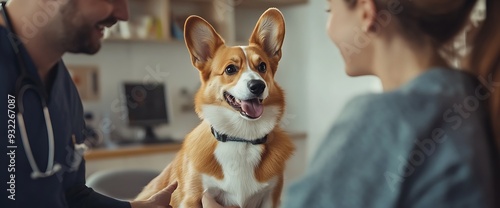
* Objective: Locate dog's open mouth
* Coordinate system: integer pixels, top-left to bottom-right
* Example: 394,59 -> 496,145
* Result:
224,92 -> 264,119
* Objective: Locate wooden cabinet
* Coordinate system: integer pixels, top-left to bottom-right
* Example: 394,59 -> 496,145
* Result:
104,0 -> 308,44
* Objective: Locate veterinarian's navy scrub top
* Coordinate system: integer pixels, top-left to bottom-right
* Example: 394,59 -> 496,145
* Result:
0,26 -> 131,208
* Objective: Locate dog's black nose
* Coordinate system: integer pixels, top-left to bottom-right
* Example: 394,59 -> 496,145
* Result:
248,80 -> 266,95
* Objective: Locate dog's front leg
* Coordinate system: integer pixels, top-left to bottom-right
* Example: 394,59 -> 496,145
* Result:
179,196 -> 202,208
260,192 -> 275,208
178,186 -> 202,208
178,169 -> 203,208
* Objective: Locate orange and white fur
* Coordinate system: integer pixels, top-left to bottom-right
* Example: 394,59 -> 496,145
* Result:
135,8 -> 295,208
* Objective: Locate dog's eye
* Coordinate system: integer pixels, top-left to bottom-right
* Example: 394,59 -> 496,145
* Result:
225,65 -> 238,75
258,62 -> 266,73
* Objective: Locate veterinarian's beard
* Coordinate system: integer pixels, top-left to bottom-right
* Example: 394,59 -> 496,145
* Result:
59,22 -> 98,54
58,6 -> 100,54
59,2 -> 110,54
64,16 -> 117,54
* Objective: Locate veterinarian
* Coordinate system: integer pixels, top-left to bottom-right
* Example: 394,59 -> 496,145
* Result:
0,0 -> 177,207
202,0 -> 500,207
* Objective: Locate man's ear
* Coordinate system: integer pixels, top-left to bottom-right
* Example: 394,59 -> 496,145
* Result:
249,8 -> 286,62
184,15 -> 225,70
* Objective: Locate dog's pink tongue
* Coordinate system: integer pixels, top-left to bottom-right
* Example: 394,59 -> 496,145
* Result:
241,99 -> 263,118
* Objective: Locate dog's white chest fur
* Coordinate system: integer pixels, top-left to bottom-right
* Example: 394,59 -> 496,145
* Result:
202,142 -> 276,208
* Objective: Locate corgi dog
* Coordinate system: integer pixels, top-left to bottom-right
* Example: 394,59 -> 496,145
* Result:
135,8 -> 295,208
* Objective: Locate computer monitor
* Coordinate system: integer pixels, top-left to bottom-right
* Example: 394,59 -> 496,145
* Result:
123,82 -> 171,143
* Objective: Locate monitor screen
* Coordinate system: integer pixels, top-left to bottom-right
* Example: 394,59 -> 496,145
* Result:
124,82 -> 169,126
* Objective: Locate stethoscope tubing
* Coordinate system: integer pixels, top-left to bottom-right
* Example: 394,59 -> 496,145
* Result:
1,1 -> 61,179
18,109 -> 61,179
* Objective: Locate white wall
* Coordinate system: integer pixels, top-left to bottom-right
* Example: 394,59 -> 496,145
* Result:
303,0 -> 381,160
232,2 -> 381,161
62,6 -> 313,143
234,7 -> 309,134
63,41 -> 201,141
64,0 -> 381,163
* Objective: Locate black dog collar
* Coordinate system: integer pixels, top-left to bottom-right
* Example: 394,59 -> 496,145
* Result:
211,127 -> 267,145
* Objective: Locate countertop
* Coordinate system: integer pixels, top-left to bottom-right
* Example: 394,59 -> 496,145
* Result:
84,132 -> 307,161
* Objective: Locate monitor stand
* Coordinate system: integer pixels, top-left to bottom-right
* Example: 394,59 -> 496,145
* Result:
141,126 -> 176,144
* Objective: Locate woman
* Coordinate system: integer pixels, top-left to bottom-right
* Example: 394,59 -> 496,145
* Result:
202,0 -> 500,207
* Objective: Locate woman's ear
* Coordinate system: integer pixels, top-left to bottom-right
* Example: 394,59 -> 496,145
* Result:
184,15 -> 225,70
358,0 -> 378,32
249,8 -> 286,62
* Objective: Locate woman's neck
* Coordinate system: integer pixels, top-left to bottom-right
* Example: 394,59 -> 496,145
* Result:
372,36 -> 450,92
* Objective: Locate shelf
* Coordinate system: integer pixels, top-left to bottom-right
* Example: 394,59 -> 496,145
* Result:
171,0 -> 212,2
103,37 -> 179,44
169,0 -> 308,7
105,0 -> 308,44
104,0 -> 171,42
237,0 -> 308,8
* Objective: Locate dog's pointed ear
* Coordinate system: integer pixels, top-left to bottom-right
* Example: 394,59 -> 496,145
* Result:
184,15 -> 225,70
249,8 -> 285,62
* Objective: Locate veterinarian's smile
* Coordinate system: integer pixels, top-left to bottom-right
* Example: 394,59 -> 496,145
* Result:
223,92 -> 264,119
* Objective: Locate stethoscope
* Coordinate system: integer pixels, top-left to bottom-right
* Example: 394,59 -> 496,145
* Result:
1,2 -> 62,179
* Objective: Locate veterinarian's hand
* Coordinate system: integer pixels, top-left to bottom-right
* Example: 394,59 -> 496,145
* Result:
130,181 -> 178,208
202,192 -> 240,208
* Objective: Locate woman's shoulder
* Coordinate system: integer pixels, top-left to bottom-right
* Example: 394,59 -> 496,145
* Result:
311,68 -> 495,208
331,69 -> 487,148
399,67 -> 481,97
343,68 -> 484,120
